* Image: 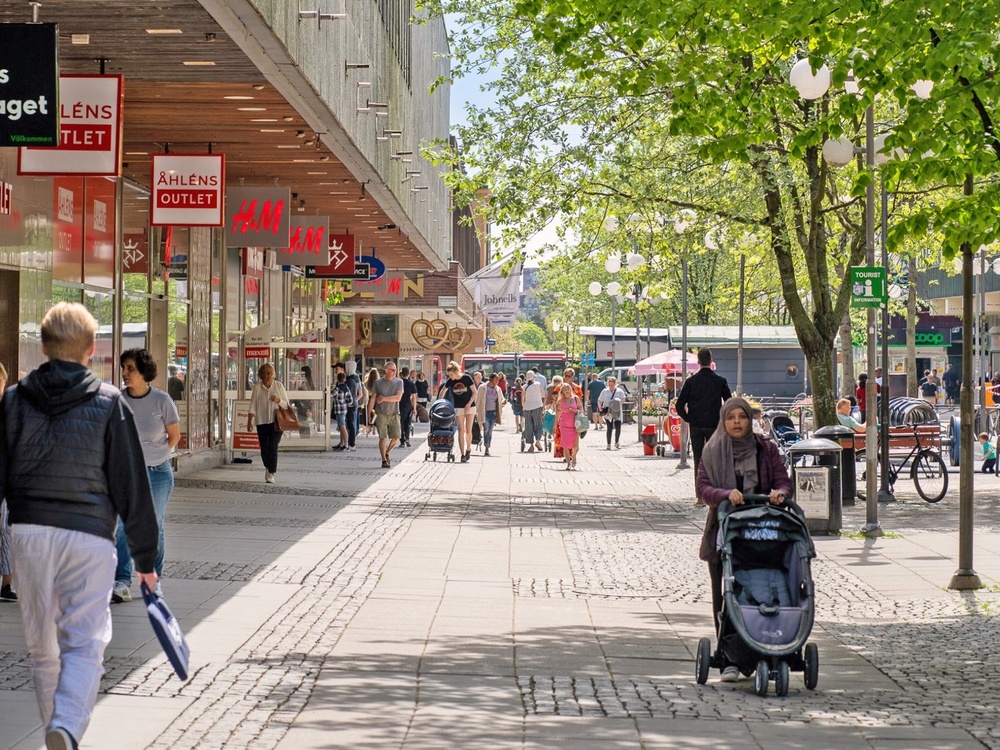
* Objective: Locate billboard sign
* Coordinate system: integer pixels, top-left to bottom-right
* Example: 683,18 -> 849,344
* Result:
0,23 -> 59,147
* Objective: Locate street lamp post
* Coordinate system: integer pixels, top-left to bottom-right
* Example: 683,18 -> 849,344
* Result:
588,256 -> 623,372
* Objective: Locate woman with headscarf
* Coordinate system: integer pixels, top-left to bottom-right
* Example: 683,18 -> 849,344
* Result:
696,396 -> 792,683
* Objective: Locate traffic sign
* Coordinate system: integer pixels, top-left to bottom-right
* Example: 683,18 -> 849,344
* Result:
485,338 -> 497,347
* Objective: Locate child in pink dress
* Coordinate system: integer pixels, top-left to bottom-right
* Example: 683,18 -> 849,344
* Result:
556,383 -> 582,470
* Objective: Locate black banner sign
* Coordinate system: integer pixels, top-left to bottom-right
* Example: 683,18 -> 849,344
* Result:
0,23 -> 59,147
305,262 -> 370,280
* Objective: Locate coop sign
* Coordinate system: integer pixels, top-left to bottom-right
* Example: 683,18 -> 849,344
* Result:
850,266 -> 886,308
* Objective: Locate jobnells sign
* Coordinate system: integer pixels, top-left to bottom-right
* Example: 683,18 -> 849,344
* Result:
0,23 -> 59,147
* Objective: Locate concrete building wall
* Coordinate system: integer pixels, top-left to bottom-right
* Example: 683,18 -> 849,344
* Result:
224,0 -> 451,267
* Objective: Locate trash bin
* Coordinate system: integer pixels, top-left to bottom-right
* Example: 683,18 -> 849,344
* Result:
813,425 -> 857,507
787,437 -> 842,535
641,424 -> 657,455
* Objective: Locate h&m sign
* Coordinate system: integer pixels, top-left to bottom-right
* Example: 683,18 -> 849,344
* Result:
226,186 -> 290,248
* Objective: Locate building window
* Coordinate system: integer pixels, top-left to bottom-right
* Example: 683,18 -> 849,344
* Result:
373,314 -> 397,343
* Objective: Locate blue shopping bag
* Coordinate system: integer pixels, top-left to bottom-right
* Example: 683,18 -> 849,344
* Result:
141,582 -> 190,681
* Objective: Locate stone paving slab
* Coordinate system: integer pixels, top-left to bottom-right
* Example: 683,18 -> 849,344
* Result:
3,421 -> 1000,748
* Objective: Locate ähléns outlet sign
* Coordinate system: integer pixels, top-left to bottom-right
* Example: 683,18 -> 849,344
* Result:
0,23 -> 59,147
151,154 -> 225,226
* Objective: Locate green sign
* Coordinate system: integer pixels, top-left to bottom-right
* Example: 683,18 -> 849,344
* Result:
850,266 -> 886,308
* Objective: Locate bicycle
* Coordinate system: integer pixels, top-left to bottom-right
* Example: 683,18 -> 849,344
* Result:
858,425 -> 948,503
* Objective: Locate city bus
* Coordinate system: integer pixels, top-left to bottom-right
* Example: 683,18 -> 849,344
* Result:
460,351 -> 568,383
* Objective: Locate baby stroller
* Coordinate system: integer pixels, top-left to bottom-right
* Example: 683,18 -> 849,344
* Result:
424,399 -> 457,463
768,413 -> 803,466
695,494 -> 818,697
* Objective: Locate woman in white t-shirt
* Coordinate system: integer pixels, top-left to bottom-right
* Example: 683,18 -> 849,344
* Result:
113,349 -> 181,602
521,372 -> 546,452
247,362 -> 291,483
597,376 -> 627,450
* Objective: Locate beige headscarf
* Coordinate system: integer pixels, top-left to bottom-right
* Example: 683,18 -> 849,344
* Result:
700,397 -> 759,493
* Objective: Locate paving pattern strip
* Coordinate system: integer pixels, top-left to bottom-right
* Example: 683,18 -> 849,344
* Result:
5,447 -> 1000,747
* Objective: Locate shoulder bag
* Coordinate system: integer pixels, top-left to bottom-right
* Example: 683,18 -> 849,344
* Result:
275,404 -> 301,432
574,397 -> 589,434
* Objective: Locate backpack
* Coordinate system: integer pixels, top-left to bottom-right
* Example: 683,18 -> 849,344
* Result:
608,388 -> 624,419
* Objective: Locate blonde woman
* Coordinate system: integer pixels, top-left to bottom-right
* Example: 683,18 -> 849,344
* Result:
439,361 -> 477,462
555,382 -> 583,470
363,366 -> 380,437
246,363 -> 290,483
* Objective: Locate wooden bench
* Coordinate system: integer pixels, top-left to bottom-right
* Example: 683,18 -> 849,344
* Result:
851,423 -> 942,460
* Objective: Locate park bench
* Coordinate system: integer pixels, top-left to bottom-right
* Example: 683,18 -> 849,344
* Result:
851,423 -> 942,461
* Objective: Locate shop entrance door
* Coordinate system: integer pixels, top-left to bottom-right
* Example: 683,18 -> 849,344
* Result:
264,342 -> 331,451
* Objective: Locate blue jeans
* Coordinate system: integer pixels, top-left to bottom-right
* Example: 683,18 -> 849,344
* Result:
115,460 -> 174,583
484,410 -> 497,447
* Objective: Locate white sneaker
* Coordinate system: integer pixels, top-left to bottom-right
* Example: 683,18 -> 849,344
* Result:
720,666 -> 740,682
349,446 -> 357,452
265,472 -> 276,483
111,581 -> 131,603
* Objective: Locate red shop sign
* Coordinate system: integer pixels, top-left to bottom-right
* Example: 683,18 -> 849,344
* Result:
151,154 -> 225,227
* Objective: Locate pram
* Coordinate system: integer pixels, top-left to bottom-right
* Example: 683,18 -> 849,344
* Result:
424,399 -> 457,463
695,494 -> 818,697
768,413 -> 803,466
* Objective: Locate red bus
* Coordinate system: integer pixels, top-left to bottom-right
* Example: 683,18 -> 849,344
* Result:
460,351 -> 567,382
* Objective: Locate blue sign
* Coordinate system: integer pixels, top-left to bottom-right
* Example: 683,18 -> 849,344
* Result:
581,353 -> 596,366
359,255 -> 386,282
485,338 -> 497,347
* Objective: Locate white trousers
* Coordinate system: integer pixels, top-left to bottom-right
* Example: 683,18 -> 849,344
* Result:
12,523 -> 115,742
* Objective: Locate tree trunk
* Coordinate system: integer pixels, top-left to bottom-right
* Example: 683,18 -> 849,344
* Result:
839,309 -> 854,399
800,334 -> 836,430
906,254 -> 918,397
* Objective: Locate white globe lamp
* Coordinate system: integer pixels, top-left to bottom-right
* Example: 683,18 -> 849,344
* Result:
604,256 -> 622,274
911,79 -> 934,100
822,136 -> 855,166
602,215 -> 620,233
626,252 -> 646,272
607,280 -> 622,296
789,58 -> 831,100
588,281 -> 603,296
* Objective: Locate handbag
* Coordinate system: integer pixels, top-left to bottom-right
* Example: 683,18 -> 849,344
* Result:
141,582 -> 190,681
574,397 -> 589,434
542,409 -> 556,434
274,405 -> 301,432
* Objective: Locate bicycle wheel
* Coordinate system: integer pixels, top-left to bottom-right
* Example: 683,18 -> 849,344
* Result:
912,450 -> 948,503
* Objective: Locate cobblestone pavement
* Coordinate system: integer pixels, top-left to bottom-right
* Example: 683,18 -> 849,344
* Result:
3,423 -> 1000,749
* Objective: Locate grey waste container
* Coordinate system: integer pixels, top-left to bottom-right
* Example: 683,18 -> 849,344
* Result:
787,437 -> 842,535
813,425 -> 857,507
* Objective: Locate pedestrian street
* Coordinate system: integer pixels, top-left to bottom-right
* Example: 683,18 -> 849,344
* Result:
4,424 -> 1000,749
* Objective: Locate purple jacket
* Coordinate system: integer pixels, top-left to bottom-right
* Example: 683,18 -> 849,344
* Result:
697,435 -> 793,562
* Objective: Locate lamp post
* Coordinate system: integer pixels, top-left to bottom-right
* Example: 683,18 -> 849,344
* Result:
588,256 -> 622,371
791,60 -> 882,535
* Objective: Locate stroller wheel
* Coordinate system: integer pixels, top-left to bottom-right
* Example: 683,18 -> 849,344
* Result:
447,453 -> 455,463
774,660 -> 789,697
754,660 -> 769,697
433,452 -> 438,462
695,638 -> 711,685
803,643 -> 819,690
424,453 -> 429,461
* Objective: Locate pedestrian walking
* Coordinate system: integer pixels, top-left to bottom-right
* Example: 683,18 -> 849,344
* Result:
344,360 -> 361,450
521,371 -> 545,452
510,377 -> 525,432
675,348 -> 732,473
332,372 -> 353,450
855,372 -> 879,423
363,366 -> 380,437
597,376 -> 627,450
399,366 -> 418,447
919,370 -> 939,405
979,433 -> 998,475
476,372 -> 507,456
373,362 -> 404,468
1,302 -> 159,750
942,364 -> 959,405
415,371 -> 430,420
555,383 -> 583,470
247,362 -> 291,483
587,372 -> 606,431
695,396 -> 792,682
439,361 -> 477,462
111,348 -> 181,603
0,363 -> 14,603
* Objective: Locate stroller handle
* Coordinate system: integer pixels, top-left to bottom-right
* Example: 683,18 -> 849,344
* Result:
740,492 -> 784,505
719,492 -> 806,522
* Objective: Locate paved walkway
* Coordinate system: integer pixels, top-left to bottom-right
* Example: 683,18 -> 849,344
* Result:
3,421 -> 1000,749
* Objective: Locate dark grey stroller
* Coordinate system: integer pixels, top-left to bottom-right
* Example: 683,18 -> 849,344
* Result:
695,494 -> 818,697
424,399 -> 457,463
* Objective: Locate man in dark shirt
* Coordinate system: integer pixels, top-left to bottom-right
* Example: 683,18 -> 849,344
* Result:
399,366 -> 418,447
587,373 -> 606,431
675,348 -> 732,475
942,364 -> 959,405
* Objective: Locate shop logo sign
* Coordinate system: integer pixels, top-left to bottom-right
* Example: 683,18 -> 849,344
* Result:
226,186 -> 290,248
57,186 -> 73,222
279,216 -> 330,265
0,180 -> 11,215
93,200 -> 107,232
151,154 -> 225,226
